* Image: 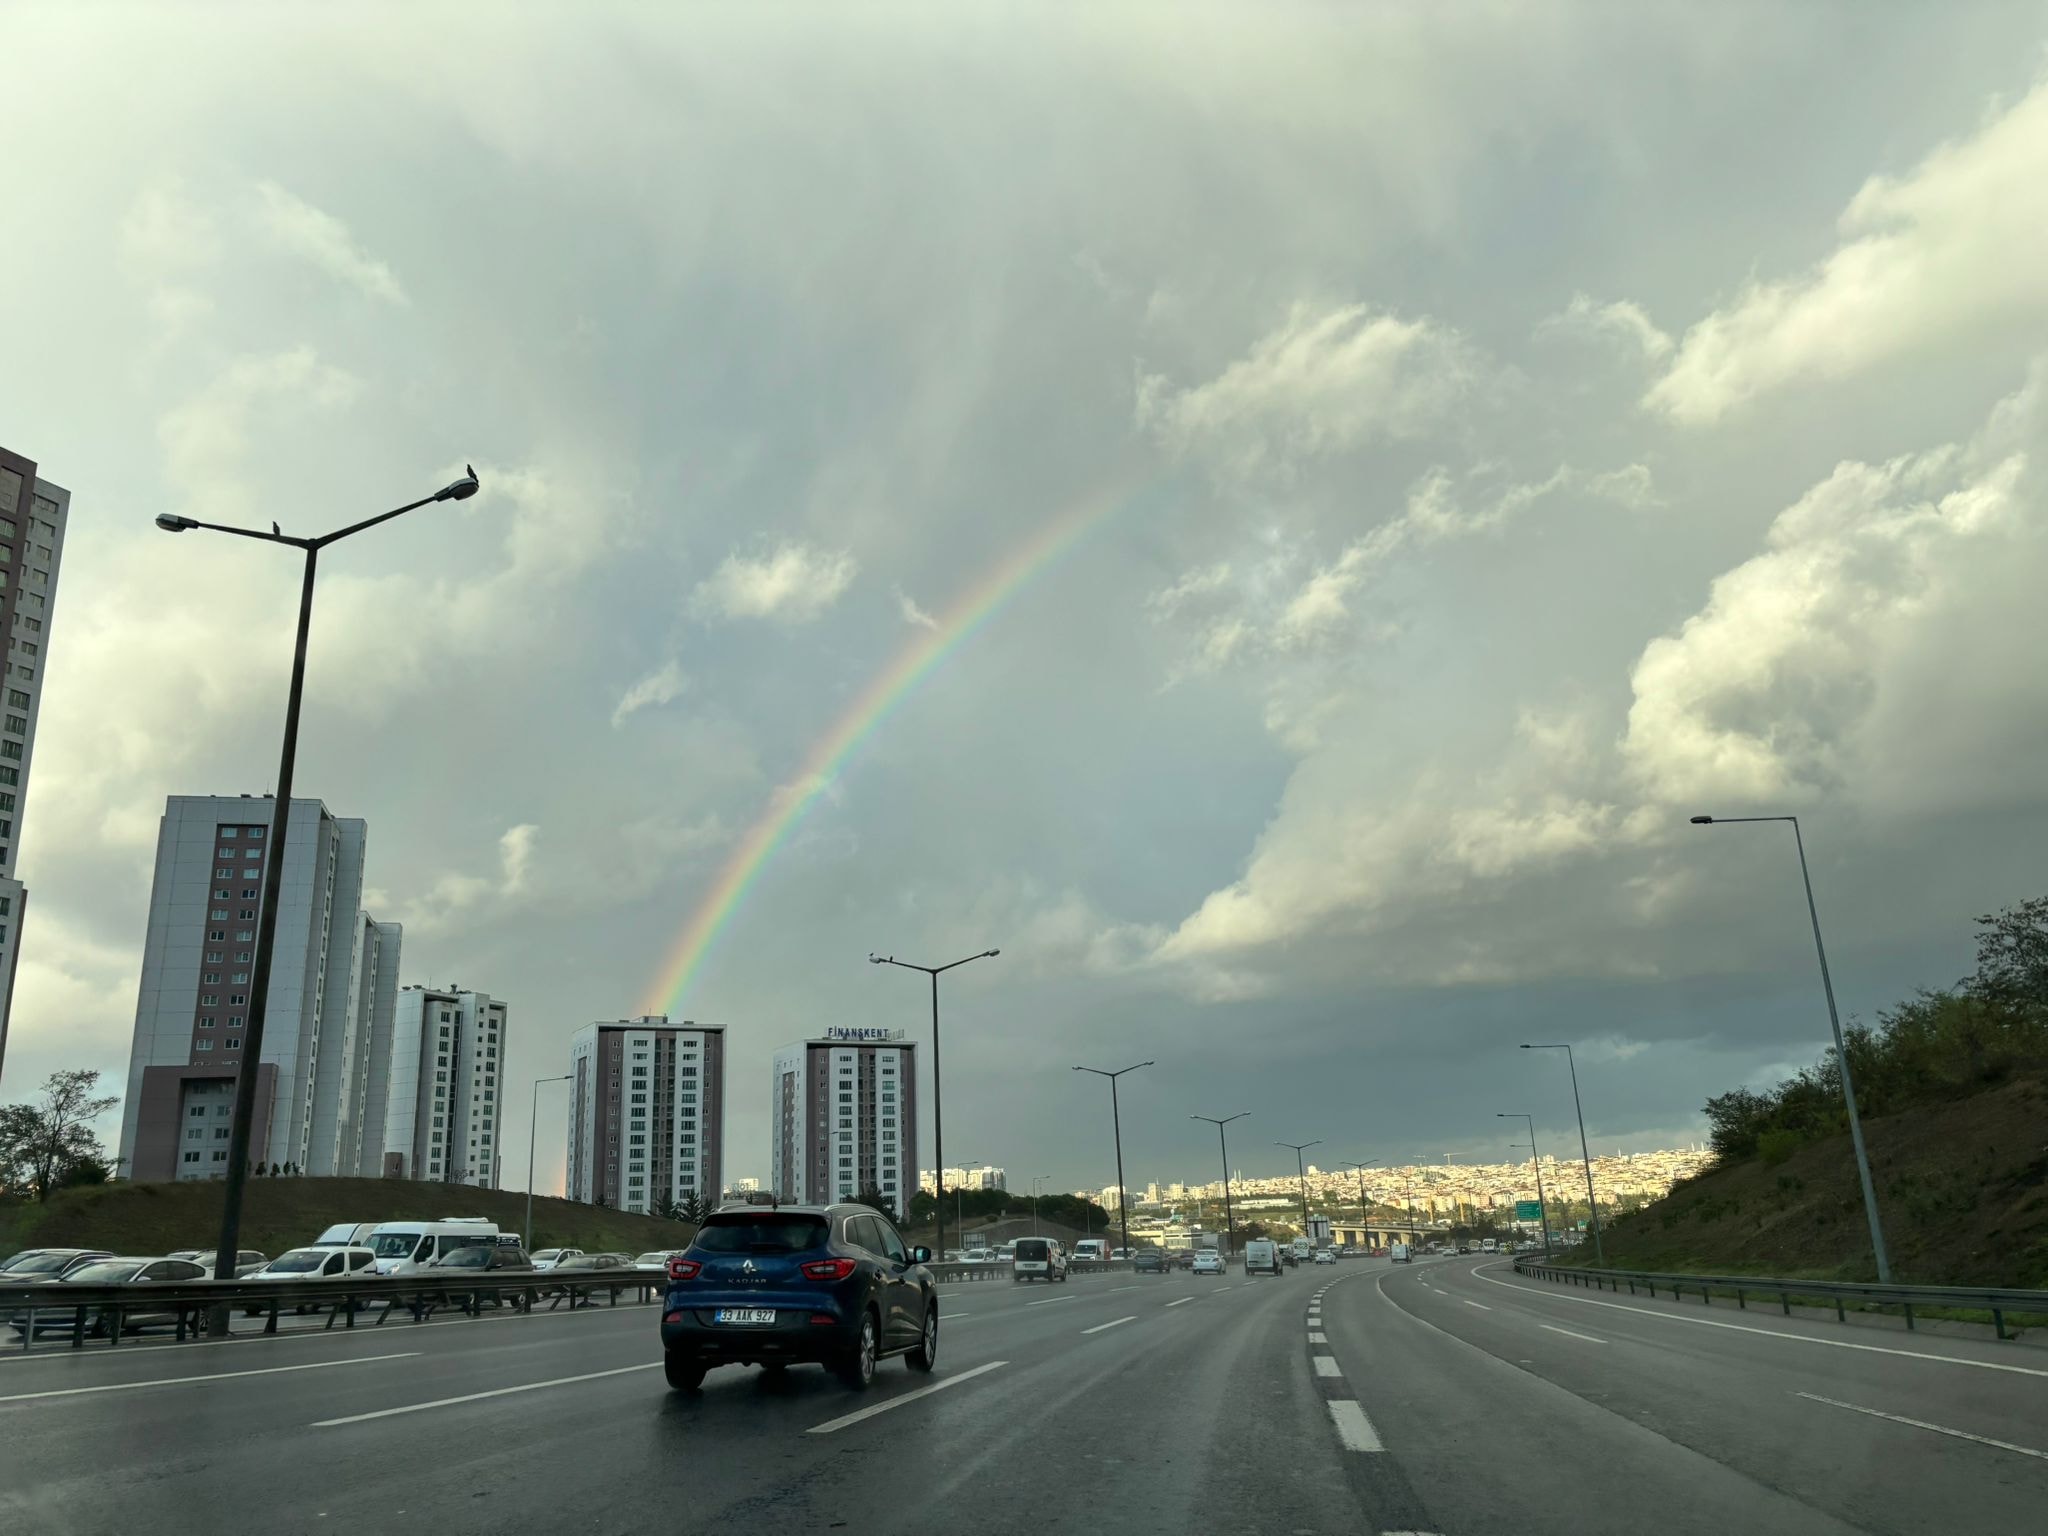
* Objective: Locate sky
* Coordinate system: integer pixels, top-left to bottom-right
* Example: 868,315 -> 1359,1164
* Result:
5,2 -> 2048,1198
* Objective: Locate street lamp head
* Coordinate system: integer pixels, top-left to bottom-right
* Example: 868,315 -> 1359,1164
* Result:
983,949 -> 1000,958
1689,814 -> 1714,824
868,953 -> 887,964
436,464 -> 481,502
154,513 -> 198,533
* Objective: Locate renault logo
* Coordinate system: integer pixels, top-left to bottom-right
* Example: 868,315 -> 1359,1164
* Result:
741,1259 -> 756,1274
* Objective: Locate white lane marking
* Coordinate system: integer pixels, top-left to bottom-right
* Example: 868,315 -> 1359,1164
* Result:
1462,1300 -> 1491,1311
1471,1265 -> 2048,1378
1309,1331 -> 1329,1343
1165,1298 -> 1194,1308
807,1360 -> 1008,1435
1327,1398 -> 1384,1452
1313,1355 -> 1342,1377
1211,1285 -> 1234,1293
314,1362 -> 654,1425
939,1313 -> 971,1320
1025,1296 -> 1077,1307
1109,1285 -> 1141,1292
1796,1391 -> 2048,1461
1082,1316 -> 1137,1335
1539,1323 -> 1606,1344
0,1351 -> 418,1404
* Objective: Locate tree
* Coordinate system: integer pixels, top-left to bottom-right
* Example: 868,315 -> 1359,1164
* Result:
1973,893 -> 2048,1007
854,1184 -> 898,1223
668,1190 -> 712,1225
0,1070 -> 120,1201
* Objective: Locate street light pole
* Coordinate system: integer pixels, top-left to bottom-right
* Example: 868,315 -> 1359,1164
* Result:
1499,1113 -> 1551,1258
527,1073 -> 572,1254
1522,1043 -> 1604,1264
954,1157 -> 980,1243
1275,1140 -> 1322,1239
870,947 -> 1000,1264
157,467 -> 480,1302
1341,1158 -> 1383,1247
1690,814 -> 1891,1283
1075,1061 -> 1153,1263
1191,1112 -> 1248,1255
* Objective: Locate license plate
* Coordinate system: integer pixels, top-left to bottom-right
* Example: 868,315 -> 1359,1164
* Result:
713,1308 -> 777,1326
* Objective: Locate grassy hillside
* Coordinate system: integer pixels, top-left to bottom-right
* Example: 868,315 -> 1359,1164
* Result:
1595,1072 -> 2048,1288
0,1177 -> 694,1262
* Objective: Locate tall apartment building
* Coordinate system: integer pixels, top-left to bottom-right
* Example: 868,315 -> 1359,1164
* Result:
117,796 -> 402,1181
373,985 -> 508,1186
770,1029 -> 918,1212
0,446 -> 70,1079
566,1017 -> 725,1215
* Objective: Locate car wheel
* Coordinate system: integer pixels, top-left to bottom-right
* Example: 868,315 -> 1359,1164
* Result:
836,1310 -> 879,1390
907,1303 -> 938,1372
663,1351 -> 706,1392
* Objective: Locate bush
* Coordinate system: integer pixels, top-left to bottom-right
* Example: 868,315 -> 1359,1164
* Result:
1758,1129 -> 1803,1167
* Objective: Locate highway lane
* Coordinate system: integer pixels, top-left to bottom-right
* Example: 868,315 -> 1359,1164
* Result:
1323,1255 -> 2048,1535
1,1263 -> 1394,1535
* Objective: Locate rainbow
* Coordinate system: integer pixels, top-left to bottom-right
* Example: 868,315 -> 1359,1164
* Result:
640,467 -> 1143,1014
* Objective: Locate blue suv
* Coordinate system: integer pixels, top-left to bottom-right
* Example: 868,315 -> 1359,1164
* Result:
660,1203 -> 938,1392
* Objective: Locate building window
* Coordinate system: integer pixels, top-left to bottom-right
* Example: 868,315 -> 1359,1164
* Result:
247,827 -> 263,839
220,827 -> 237,839
3,715 -> 24,735
235,950 -> 251,961
199,1017 -> 215,1029
229,994 -> 245,1005
206,951 -> 223,963
238,908 -> 255,920
216,867 -> 232,879
6,689 -> 25,709
196,1039 -> 214,1051
184,1152 -> 200,1164
203,973 -> 220,984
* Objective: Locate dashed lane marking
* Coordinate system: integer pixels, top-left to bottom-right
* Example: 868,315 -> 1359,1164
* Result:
1539,1323 -> 1605,1344
1024,1296 -> 1077,1307
314,1361 -> 652,1425
1082,1316 -> 1137,1335
1309,1331 -> 1328,1343
1313,1355 -> 1342,1377
1462,1300 -> 1490,1310
1165,1298 -> 1194,1308
1796,1392 -> 2048,1461
1327,1398 -> 1385,1452
806,1361 -> 1009,1435
2,1351 -> 419,1404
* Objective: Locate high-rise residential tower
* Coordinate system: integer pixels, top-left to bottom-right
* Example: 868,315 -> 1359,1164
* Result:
0,445 -> 70,1080
566,1017 -> 725,1214
118,795 -> 400,1181
374,985 -> 508,1185
770,1028 -> 918,1214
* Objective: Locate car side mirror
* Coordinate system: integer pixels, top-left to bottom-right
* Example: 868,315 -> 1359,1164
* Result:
910,1246 -> 932,1265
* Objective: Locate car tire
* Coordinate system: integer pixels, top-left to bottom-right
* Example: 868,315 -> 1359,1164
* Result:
906,1304 -> 938,1373
836,1309 -> 879,1390
663,1351 -> 706,1392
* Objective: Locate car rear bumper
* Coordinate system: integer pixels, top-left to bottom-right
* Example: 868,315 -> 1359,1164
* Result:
661,1305 -> 857,1363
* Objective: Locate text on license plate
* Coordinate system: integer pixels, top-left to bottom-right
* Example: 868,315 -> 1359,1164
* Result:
714,1308 -> 777,1326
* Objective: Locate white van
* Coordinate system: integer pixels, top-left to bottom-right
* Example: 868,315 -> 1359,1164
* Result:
1389,1242 -> 1412,1264
367,1219 -> 500,1275
311,1222 -> 379,1248
1480,1238 -> 1498,1254
1072,1239 -> 1110,1265
1243,1239 -> 1282,1275
1011,1237 -> 1068,1283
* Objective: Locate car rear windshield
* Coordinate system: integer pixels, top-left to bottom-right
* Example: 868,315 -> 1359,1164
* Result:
1014,1240 -> 1050,1261
61,1262 -> 145,1284
693,1215 -> 828,1254
265,1250 -> 327,1273
4,1253 -> 78,1274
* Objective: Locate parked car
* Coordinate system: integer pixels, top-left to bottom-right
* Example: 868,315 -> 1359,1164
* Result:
630,1251 -> 677,1274
430,1244 -> 533,1272
311,1222 -> 381,1249
1133,1250 -> 1166,1274
166,1249 -> 269,1277
1313,1248 -> 1336,1265
659,1202 -> 937,1392
0,1248 -> 114,1279
240,1246 -> 379,1313
7,1256 -> 211,1337
1192,1250 -> 1225,1275
544,1252 -> 634,1296
1011,1237 -> 1068,1283
530,1247 -> 584,1272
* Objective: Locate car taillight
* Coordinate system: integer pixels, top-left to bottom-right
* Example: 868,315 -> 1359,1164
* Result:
667,1258 -> 701,1281
800,1258 -> 858,1281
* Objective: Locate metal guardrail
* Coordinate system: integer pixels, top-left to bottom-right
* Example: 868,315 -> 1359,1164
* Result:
926,1258 -> 1130,1282
1511,1254 -> 2048,1341
0,1269 -> 664,1353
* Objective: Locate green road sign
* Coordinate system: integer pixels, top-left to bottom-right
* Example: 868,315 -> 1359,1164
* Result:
1514,1200 -> 1542,1221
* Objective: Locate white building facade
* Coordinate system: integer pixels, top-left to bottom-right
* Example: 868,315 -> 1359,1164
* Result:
0,446 -> 69,1079
377,986 -> 508,1185
771,1029 -> 918,1214
117,796 -> 400,1181
566,1017 -> 725,1214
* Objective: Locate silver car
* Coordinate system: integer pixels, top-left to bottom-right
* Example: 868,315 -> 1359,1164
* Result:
7,1256 -> 211,1337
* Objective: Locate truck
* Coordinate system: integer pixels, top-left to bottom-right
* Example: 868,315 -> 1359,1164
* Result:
1072,1239 -> 1111,1265
1290,1237 -> 1313,1263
